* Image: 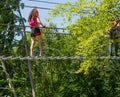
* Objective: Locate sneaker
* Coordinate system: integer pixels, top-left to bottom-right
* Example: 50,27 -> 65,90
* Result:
109,54 -> 113,57
30,54 -> 34,57
115,54 -> 119,57
39,54 -> 42,57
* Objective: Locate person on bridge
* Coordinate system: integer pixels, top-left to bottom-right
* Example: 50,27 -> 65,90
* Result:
107,19 -> 120,56
28,8 -> 46,57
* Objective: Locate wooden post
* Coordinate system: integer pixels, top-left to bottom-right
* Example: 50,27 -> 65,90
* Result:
17,7 -> 36,97
0,59 -> 17,97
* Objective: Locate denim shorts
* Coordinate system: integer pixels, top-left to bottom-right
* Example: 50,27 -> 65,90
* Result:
30,27 -> 42,37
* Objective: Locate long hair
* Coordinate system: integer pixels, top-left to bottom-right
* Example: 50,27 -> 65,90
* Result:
28,8 -> 39,22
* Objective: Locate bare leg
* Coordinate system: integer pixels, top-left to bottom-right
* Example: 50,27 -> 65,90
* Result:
36,35 -> 42,56
30,37 -> 35,56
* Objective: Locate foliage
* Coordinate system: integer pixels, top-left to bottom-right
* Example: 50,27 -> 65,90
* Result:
48,0 -> 120,97
1,0 -> 120,97
0,0 -> 22,56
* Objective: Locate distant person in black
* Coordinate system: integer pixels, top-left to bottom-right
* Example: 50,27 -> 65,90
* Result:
107,19 -> 120,56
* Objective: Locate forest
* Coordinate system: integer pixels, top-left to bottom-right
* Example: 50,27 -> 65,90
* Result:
1,0 -> 120,97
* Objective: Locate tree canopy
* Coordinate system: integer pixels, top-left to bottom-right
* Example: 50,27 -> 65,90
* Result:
1,0 -> 120,97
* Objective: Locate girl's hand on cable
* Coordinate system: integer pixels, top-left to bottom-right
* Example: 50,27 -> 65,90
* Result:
43,24 -> 46,28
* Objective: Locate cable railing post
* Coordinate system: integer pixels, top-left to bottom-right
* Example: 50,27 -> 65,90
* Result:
17,6 -> 36,97
0,59 -> 17,97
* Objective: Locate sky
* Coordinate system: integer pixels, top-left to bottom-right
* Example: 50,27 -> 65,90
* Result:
20,0 -> 77,31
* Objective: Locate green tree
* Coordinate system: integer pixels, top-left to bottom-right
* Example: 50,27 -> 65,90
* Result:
49,0 -> 120,97
0,0 -> 22,56
0,0 -> 28,96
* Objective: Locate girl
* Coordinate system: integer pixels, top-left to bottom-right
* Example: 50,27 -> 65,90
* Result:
28,8 -> 45,56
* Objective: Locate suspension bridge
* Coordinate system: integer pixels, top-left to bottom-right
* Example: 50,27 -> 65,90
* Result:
1,1 -> 120,97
